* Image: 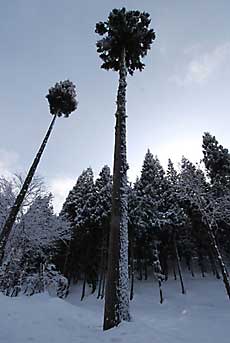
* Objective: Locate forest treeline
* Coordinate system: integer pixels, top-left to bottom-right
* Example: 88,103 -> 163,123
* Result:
1,132 -> 230,302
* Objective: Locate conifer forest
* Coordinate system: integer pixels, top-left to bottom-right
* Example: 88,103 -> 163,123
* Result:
1,3 -> 230,343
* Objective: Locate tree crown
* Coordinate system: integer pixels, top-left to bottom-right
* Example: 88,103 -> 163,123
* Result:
46,80 -> 78,117
95,8 -> 155,75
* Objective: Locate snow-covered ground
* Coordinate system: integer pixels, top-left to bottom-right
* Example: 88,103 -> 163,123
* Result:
0,274 -> 229,343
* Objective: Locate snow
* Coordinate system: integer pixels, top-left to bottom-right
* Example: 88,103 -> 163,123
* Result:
1,274 -> 229,343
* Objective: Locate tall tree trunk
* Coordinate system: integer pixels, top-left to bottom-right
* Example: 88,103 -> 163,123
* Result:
207,226 -> 230,299
63,239 -> 72,280
97,228 -> 106,299
137,258 -> 143,280
153,243 -> 164,304
172,258 -> 177,280
144,258 -> 148,280
208,251 -> 220,279
190,257 -> 195,277
0,115 -> 57,263
103,48 -> 130,330
101,227 -> 109,300
160,247 -> 168,281
81,273 -> 87,301
173,234 -> 186,294
198,249 -> 206,277
129,234 -> 134,301
101,269 -> 106,300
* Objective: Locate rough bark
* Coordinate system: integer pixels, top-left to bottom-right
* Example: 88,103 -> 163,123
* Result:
0,115 -> 57,264
103,48 -> 130,330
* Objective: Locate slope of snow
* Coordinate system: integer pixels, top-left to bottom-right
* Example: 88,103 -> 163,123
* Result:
0,274 -> 229,343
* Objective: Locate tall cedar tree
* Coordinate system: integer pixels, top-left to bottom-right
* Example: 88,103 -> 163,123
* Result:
94,166 -> 112,299
202,132 -> 230,188
60,168 -> 95,282
178,157 -> 230,298
164,159 -> 187,293
96,8 -> 155,330
0,80 -> 77,264
132,151 -> 167,286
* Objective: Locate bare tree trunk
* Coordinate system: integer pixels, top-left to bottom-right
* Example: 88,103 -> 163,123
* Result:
81,273 -> 87,301
137,258 -> 143,280
101,270 -> 106,300
144,258 -> 148,280
97,229 -> 106,299
198,250 -> 206,277
153,243 -> 164,304
101,228 -> 109,300
97,256 -> 104,299
160,248 -> 168,281
208,251 -> 220,279
158,279 -> 163,304
103,48 -> 130,330
0,115 -> 57,263
190,257 -> 195,277
172,259 -> 177,280
63,240 -> 72,280
173,235 -> 185,294
129,235 -> 134,301
207,227 -> 230,299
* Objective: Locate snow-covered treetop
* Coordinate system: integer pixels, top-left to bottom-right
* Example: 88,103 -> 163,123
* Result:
61,167 -> 96,230
6,194 -> 70,261
46,80 -> 78,117
95,8 -> 156,75
202,132 -> 230,187
94,165 -> 112,226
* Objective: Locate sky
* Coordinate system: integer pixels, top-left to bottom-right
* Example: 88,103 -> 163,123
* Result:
0,0 -> 230,212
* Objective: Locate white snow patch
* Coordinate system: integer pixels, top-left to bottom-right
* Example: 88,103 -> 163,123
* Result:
0,275 -> 229,343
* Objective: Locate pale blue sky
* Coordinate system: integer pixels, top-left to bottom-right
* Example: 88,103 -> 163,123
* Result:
0,0 -> 230,211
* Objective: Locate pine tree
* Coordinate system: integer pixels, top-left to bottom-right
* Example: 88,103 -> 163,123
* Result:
96,8 -> 155,330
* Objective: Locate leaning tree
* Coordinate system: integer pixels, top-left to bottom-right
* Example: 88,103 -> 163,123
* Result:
95,8 -> 155,330
0,80 -> 77,264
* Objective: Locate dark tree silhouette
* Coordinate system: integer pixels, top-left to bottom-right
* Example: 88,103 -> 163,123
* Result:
0,80 -> 77,264
96,8 -> 155,330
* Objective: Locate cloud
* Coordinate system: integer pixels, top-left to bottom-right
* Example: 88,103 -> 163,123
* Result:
0,149 -> 19,177
156,138 -> 203,169
171,42 -> 230,85
49,177 -> 76,213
